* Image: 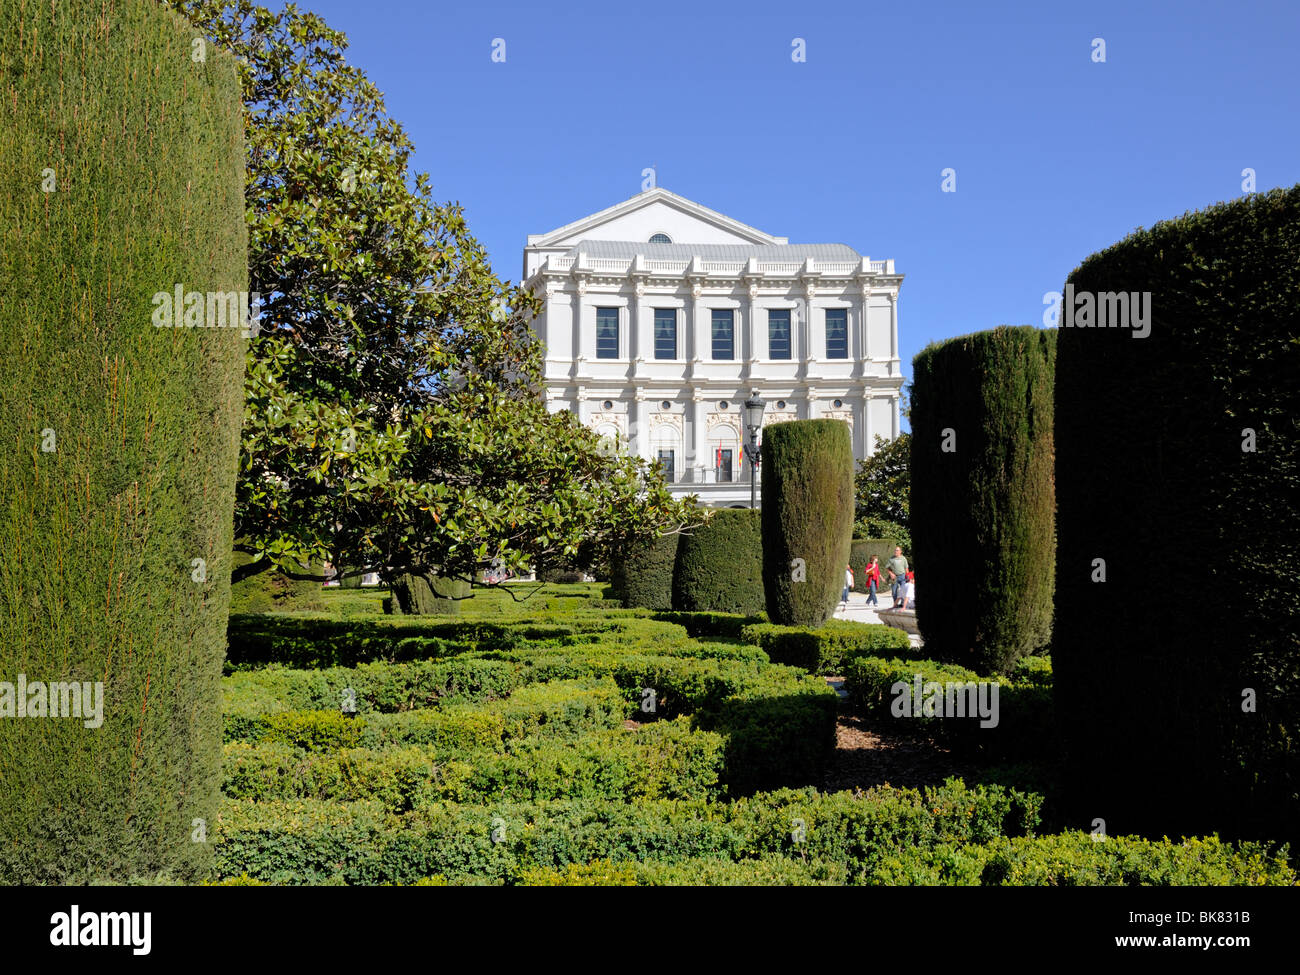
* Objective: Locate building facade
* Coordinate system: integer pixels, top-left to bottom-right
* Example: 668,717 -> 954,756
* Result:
522,188 -> 904,506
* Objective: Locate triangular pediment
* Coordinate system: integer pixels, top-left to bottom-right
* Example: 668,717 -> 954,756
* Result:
527,188 -> 787,248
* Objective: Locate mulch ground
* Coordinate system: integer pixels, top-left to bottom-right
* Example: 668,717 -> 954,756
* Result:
821,679 -> 978,793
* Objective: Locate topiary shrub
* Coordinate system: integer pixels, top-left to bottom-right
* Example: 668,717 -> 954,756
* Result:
390,573 -> 472,615
613,532 -> 680,611
1054,186 -> 1300,844
0,0 -> 247,883
910,326 -> 1055,676
740,620 -> 913,674
671,508 -> 764,615
760,419 -> 855,626
229,549 -> 326,614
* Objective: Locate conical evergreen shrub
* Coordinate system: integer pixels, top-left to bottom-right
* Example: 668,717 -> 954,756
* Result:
760,420 -> 854,626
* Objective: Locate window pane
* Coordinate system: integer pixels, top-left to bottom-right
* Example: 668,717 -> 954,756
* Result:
654,309 -> 676,360
768,309 -> 791,360
656,449 -> 675,483
826,308 -> 848,359
596,307 -> 619,359
711,309 -> 734,360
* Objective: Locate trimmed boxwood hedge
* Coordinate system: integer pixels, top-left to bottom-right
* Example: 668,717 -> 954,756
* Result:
0,0 -> 246,884
740,620 -> 914,674
223,717 -> 726,808
910,326 -> 1055,676
844,655 -> 1056,761
211,779 -> 1044,885
1055,186 -> 1300,844
672,508 -> 765,614
613,532 -> 681,611
867,833 -> 1295,886
225,613 -> 686,669
761,419 -> 855,626
651,611 -> 763,639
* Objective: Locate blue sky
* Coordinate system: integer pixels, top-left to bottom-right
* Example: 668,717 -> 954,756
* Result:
273,0 -> 1299,418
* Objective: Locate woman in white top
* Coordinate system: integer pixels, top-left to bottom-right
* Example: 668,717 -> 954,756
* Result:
842,565 -> 854,606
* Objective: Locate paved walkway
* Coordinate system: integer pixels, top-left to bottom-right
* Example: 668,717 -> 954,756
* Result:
833,590 -> 923,649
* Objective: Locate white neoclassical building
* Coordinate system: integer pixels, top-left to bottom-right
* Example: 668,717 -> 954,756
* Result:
522,188 -> 904,507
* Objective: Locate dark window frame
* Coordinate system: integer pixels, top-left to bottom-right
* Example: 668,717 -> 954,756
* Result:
711,309 -> 734,360
768,308 -> 792,360
825,307 -> 848,359
656,448 -> 676,483
653,308 -> 677,360
595,306 -> 619,359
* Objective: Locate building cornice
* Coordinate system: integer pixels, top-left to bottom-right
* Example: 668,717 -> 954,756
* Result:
526,188 -> 786,249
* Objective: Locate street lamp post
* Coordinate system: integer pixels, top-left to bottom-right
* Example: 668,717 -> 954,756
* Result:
743,390 -> 765,509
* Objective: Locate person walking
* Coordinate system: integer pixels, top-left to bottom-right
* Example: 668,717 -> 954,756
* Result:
842,564 -> 854,608
887,546 -> 909,608
865,556 -> 881,606
904,569 -> 916,610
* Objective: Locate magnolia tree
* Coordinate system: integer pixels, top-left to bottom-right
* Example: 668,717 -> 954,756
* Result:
170,0 -> 694,590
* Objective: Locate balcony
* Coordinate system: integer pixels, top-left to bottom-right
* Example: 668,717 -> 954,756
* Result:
658,464 -> 757,486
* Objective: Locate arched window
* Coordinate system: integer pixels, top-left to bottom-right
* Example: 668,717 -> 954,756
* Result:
649,420 -> 681,484
708,422 -> 740,484
648,233 -> 672,244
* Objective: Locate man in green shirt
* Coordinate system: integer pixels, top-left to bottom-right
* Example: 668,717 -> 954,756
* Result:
887,548 -> 909,608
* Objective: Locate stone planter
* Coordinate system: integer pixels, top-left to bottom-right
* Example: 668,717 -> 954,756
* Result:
876,607 -> 919,634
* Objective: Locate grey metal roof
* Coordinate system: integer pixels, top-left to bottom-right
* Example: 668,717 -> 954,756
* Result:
566,240 -> 862,262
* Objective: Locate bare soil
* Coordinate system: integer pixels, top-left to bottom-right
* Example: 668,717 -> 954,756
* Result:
821,678 -> 979,793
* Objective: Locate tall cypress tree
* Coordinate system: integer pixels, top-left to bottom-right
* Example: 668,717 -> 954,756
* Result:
761,420 -> 855,626
0,0 -> 247,882
910,326 -> 1056,675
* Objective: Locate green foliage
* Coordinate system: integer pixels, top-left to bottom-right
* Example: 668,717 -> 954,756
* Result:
636,856 -> 848,886
843,655 -> 1056,761
229,549 -> 326,613
0,0 -> 246,883
391,573 -> 472,615
867,833 -> 1296,886
1055,187 -> 1300,844
167,0 -> 696,592
208,591 -> 1295,884
519,860 -> 639,886
614,532 -> 681,611
211,779 -> 1043,885
760,420 -> 855,626
855,433 -> 911,533
741,620 -> 914,674
910,326 -> 1056,675
225,611 -> 693,670
978,833 -> 1295,887
671,509 -> 765,615
223,657 -> 519,715
223,718 -> 724,809
651,611 -> 763,639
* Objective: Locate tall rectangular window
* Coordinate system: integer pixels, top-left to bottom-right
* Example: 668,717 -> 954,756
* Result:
716,448 -> 734,482
656,449 -> 675,483
826,308 -> 848,359
711,309 -> 734,360
768,309 -> 791,360
595,307 -> 619,359
653,309 -> 676,360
